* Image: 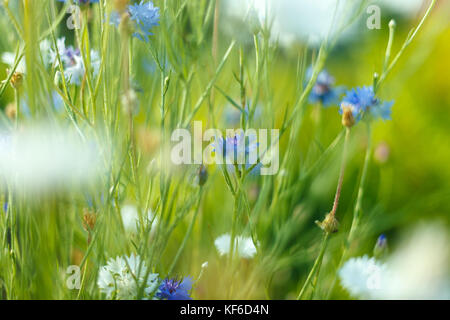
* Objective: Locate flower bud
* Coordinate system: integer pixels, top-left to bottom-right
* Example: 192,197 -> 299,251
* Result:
389,19 -> 396,29
198,165 -> 208,186
341,103 -> 355,128
163,75 -> 171,95
82,208 -> 97,232
315,212 -> 339,234
10,72 -> 24,89
373,234 -> 388,258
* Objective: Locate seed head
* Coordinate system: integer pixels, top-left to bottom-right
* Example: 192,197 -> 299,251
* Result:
315,212 -> 339,234
82,209 -> 97,231
10,72 -> 24,89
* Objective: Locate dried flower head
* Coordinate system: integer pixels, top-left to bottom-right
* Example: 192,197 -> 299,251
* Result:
315,212 -> 339,233
10,72 -> 24,89
82,208 -> 97,231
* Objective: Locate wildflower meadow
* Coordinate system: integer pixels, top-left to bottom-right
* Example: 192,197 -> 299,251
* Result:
0,0 -> 449,304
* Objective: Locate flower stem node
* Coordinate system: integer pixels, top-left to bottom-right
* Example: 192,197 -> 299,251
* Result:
341,103 -> 355,128
315,212 -> 339,234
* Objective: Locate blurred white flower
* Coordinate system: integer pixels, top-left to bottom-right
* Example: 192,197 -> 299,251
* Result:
223,0 -> 362,47
120,204 -> 158,233
97,253 -> 159,300
339,255 -> 387,299
383,223 -> 450,299
0,125 -> 104,194
339,223 -> 450,300
1,52 -> 26,74
214,233 -> 257,259
377,0 -> 425,16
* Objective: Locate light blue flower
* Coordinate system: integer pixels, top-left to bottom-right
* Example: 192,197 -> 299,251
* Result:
307,67 -> 344,107
340,86 -> 394,122
212,131 -> 261,175
110,1 -> 160,42
45,37 -> 100,86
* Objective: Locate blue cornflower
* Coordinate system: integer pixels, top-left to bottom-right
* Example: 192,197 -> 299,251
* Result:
46,37 -> 100,86
340,86 -> 394,122
110,1 -> 160,42
156,277 -> 193,300
3,202 -> 7,213
307,67 -> 344,107
212,131 -> 261,175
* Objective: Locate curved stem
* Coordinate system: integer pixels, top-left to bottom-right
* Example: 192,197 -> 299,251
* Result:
348,123 -> 372,242
298,127 -> 351,299
330,127 -> 351,217
327,123 -> 372,298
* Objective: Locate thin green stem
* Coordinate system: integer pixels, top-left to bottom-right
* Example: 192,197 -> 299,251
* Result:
327,123 -> 371,298
14,89 -> 20,129
330,128 -> 351,217
167,189 -> 204,275
376,0 -> 436,92
297,233 -> 329,300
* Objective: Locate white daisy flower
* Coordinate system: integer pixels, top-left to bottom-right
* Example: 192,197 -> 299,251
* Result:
97,253 -> 159,300
214,233 -> 257,259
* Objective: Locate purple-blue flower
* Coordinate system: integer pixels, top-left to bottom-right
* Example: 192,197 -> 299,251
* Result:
110,1 -> 160,42
373,234 -> 388,257
212,131 -> 261,175
307,67 -> 344,107
340,86 -> 394,122
156,277 -> 193,300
